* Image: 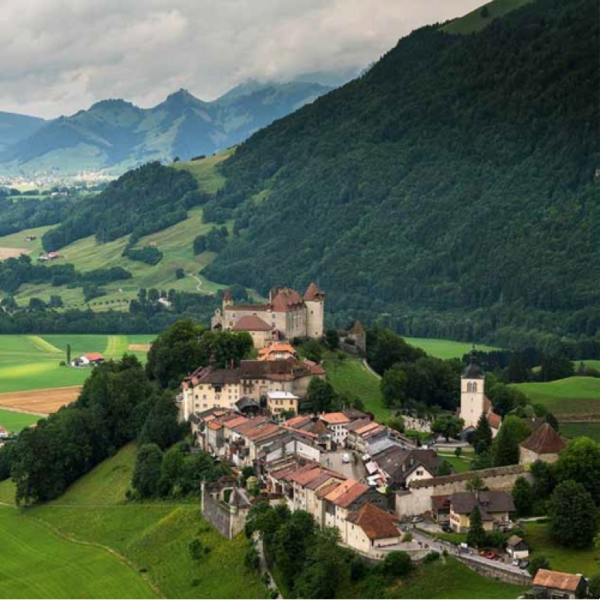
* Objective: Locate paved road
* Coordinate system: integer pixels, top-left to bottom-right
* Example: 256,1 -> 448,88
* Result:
411,529 -> 531,580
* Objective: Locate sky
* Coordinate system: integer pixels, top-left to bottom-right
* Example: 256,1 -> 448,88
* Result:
0,0 -> 486,119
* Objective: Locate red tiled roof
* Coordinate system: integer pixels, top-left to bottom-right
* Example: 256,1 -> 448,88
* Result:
270,288 -> 305,312
288,467 -> 324,486
334,482 -> 370,508
533,570 -> 584,592
347,503 -> 400,540
355,422 -> 380,436
304,282 -> 325,301
521,423 -> 566,455
85,353 -> 104,360
232,315 -> 272,332
321,412 -> 351,425
487,411 -> 502,429
316,482 -> 341,499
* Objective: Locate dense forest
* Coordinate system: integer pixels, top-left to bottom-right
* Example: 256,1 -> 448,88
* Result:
0,195 -> 74,237
202,0 -> 599,345
41,163 -> 205,251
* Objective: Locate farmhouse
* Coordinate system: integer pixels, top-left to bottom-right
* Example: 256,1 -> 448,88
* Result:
0,426 -> 10,439
505,535 -> 529,560
71,353 -> 104,367
346,503 -> 402,555
459,350 -> 501,436
211,283 -> 325,341
519,422 -> 566,465
532,569 -> 588,599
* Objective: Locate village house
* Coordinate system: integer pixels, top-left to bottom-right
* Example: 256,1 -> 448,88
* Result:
505,535 -> 529,560
448,491 -> 515,533
266,391 -> 299,417
281,415 -> 333,450
532,569 -> 588,599
258,342 -> 298,361
320,412 -> 351,445
519,422 -> 566,465
181,358 -> 325,419
346,420 -> 388,454
346,503 -> 402,555
211,283 -> 325,341
459,350 -> 501,436
371,447 -> 444,490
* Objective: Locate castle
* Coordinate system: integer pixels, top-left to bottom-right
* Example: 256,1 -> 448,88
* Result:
211,283 -> 325,347
460,349 -> 502,436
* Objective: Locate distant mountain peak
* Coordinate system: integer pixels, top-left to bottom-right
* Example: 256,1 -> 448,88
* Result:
162,88 -> 205,109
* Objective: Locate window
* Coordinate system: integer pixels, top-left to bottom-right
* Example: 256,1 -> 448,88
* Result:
467,382 -> 472,393
472,382 -> 478,393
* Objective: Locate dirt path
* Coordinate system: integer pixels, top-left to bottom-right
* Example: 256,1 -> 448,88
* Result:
188,272 -> 203,291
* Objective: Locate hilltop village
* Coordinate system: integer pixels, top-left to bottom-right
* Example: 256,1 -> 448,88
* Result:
177,284 -> 591,598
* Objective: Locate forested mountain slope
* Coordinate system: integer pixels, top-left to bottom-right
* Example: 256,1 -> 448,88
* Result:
0,82 -> 330,176
204,0 -> 600,344
0,111 -> 45,152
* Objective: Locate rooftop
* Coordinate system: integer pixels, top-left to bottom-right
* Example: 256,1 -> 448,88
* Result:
347,503 -> 400,540
520,422 -> 566,455
533,569 -> 585,592
232,315 -> 272,332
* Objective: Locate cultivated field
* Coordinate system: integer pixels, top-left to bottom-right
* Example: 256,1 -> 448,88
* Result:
404,337 -> 501,360
511,376 -> 600,417
0,387 -> 81,415
0,444 -> 268,599
0,334 -> 155,395
0,247 -> 29,260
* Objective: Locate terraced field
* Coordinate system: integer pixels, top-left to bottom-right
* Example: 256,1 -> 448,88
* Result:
404,337 -> 501,360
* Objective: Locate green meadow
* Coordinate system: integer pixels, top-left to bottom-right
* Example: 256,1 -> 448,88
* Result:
0,444 -> 267,599
523,520 -> 600,577
511,376 -> 600,417
404,337 -> 500,361
0,408 -> 41,433
561,423 -> 600,442
0,334 -> 155,393
324,356 -> 390,421
442,0 -> 533,34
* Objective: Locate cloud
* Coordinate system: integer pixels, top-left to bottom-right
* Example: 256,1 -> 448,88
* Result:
0,0 -> 486,118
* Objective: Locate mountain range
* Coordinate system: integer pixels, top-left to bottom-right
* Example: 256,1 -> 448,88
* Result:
0,80 -> 331,176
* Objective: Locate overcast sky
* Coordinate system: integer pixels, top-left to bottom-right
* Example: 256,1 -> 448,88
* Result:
0,0 -> 486,119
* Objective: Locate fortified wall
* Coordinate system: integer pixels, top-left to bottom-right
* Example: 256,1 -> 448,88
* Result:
395,465 -> 531,517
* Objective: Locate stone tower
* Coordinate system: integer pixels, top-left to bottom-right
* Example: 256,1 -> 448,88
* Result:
460,349 -> 485,429
303,282 -> 325,339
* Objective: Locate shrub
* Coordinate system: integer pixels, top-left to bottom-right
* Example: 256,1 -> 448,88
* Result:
382,551 -> 412,577
188,538 -> 204,561
423,551 -> 440,563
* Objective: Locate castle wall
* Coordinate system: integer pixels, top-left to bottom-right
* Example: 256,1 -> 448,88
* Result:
305,299 -> 324,339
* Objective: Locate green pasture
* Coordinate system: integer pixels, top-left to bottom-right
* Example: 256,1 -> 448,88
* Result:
0,408 -> 41,433
172,148 -> 233,195
511,376 -> 600,417
324,355 -> 390,421
442,0 -> 533,34
561,422 -> 600,442
523,520 -> 600,577
387,557 -> 526,598
404,337 -> 500,360
0,506 -> 155,599
23,444 -> 267,599
0,334 -> 155,393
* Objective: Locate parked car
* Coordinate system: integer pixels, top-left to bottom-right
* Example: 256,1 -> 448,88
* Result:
518,560 -> 529,569
411,516 -> 423,523
342,453 -> 350,463
485,551 -> 498,560
512,559 -> 521,567
441,524 -> 453,533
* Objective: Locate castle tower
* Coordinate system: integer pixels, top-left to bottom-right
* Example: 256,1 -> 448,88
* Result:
303,282 -> 325,339
460,349 -> 485,429
222,289 -> 233,310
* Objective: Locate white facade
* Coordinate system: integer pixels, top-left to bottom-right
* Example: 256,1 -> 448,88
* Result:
460,376 -> 485,429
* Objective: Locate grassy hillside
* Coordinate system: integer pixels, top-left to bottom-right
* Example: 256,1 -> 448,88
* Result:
0,505 -> 156,599
561,423 -> 600,442
404,337 -> 500,360
0,153 -> 234,312
0,334 -> 154,393
204,0 -> 599,342
523,520 -> 600,577
324,355 -> 389,421
442,0 -> 533,34
512,376 -> 600,416
26,445 -> 267,599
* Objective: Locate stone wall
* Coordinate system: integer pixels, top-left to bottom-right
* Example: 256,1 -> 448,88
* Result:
395,465 -> 532,517
459,556 -> 532,586
202,493 -> 235,538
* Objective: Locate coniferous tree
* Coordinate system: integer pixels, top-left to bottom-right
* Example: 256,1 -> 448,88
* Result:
467,505 -> 486,548
473,413 -> 493,454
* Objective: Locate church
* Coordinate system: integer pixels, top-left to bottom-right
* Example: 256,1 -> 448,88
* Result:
211,283 -> 325,347
459,349 -> 502,437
